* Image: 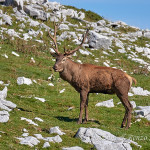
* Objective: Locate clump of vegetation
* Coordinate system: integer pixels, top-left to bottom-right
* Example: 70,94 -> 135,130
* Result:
65,5 -> 103,22
83,10 -> 103,22
0,5 -> 13,14
113,26 -> 138,33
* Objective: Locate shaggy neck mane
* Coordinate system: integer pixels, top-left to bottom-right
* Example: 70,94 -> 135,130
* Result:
59,59 -> 80,82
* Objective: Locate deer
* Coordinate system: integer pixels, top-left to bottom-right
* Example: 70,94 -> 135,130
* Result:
49,23 -> 137,129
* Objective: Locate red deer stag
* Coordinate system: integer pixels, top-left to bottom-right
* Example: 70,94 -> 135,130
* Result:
49,23 -> 136,129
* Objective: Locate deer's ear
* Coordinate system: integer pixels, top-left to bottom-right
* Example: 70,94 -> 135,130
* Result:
51,52 -> 58,58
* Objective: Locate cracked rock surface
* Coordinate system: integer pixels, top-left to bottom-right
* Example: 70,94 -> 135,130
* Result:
75,127 -> 141,150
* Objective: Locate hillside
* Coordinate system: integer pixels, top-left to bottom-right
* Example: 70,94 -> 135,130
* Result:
0,0 -> 150,149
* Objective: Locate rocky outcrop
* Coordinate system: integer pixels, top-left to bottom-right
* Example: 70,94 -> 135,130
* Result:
62,146 -> 84,150
75,127 -> 141,150
17,77 -> 32,85
95,99 -> 114,108
49,126 -> 65,135
24,4 -> 48,20
0,87 -> 16,123
5,0 -> 23,10
88,31 -> 112,49
135,106 -> 150,121
0,110 -> 10,123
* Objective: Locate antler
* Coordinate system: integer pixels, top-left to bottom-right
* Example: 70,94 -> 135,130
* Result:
64,29 -> 89,55
49,22 -> 60,55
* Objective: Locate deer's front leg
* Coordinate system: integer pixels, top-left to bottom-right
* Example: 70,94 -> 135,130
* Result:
77,90 -> 88,124
83,93 -> 89,124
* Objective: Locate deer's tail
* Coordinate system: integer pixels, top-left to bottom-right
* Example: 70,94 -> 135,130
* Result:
125,74 -> 137,88
132,77 -> 137,85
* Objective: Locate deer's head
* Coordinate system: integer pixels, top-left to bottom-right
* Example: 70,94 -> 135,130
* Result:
49,22 -> 89,72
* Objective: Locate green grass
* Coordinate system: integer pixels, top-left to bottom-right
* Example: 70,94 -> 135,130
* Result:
65,5 -> 103,22
0,36 -> 150,150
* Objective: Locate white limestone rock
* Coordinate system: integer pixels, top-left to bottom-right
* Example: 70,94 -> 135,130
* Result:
21,117 -> 38,126
24,5 -> 47,21
57,31 -> 77,41
23,128 -> 28,132
115,39 -> 124,49
48,83 -> 54,86
27,18 -> 40,27
0,102 -> 12,111
97,20 -> 106,26
95,99 -> 114,108
134,106 -> 150,121
34,117 -> 43,122
1,54 -> 8,58
49,126 -> 65,135
145,114 -> 150,121
78,11 -> 85,20
14,0 -> 24,10
61,9 -> 78,18
12,51 -> 20,57
131,58 -> 149,65
2,14 -> 12,25
130,101 -> 136,109
131,87 -> 150,96
43,142 -> 50,148
62,146 -> 84,150
103,62 -> 110,67
44,1 -> 61,11
17,136 -> 40,147
0,87 -> 7,100
79,49 -> 92,56
30,57 -> 35,63
128,92 -> 134,97
44,135 -> 62,143
60,89 -> 65,93
88,31 -> 112,49
0,99 -> 17,111
134,46 -> 150,59
128,31 -> 143,37
75,127 -> 140,150
34,97 -> 46,102
6,29 -> 20,38
22,133 -> 29,137
19,23 -> 25,28
117,101 -> 136,109
135,106 -> 150,116
0,110 -> 10,123
118,48 -> 126,54
0,81 -> 4,85
5,0 -> 23,10
17,77 -> 32,85
144,31 -> 150,39
34,134 -> 44,140
0,87 -> 17,111
59,24 -> 69,30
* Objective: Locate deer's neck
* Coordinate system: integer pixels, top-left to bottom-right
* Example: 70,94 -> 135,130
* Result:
59,59 -> 80,83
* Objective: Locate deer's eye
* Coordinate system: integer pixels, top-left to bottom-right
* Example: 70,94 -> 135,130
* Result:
62,58 -> 66,63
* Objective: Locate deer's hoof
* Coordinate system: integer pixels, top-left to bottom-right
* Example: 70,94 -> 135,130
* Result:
121,124 -> 125,128
77,120 -> 82,124
125,125 -> 131,130
83,119 -> 88,124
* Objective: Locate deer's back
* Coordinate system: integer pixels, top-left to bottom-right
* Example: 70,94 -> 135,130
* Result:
80,64 -> 129,94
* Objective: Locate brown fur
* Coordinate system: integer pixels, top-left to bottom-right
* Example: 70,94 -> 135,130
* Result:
53,55 -> 137,129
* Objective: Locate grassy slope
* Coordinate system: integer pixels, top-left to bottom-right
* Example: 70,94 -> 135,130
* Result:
0,6 -> 150,150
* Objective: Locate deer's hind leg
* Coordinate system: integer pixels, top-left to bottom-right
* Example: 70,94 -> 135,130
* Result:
116,92 -> 133,129
115,78 -> 133,129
